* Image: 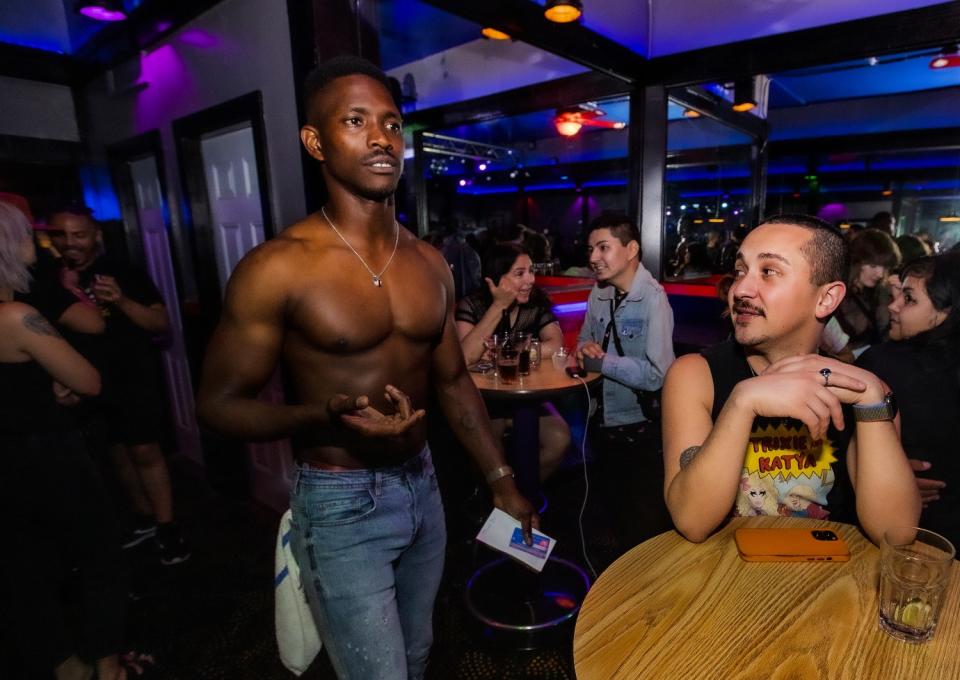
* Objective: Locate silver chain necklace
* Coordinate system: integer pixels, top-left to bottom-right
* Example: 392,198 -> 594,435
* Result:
321,207 -> 399,287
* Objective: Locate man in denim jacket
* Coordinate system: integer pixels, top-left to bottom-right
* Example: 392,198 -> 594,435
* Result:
578,213 -> 676,426
577,213 -> 675,548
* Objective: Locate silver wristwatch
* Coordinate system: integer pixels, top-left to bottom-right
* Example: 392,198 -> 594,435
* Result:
852,391 -> 897,422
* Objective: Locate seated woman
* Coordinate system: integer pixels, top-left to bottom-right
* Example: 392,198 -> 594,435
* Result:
858,253 -> 960,549
0,201 -> 126,680
456,243 -> 570,481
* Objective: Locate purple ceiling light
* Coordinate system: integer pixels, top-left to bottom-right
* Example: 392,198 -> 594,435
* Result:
76,0 -> 127,22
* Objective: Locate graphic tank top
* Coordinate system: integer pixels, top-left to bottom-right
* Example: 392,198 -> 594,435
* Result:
701,340 -> 854,523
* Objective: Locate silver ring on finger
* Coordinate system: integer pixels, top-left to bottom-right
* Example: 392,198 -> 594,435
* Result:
819,367 -> 831,386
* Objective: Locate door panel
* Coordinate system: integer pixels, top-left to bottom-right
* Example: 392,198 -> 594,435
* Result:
128,156 -> 203,464
200,125 -> 293,511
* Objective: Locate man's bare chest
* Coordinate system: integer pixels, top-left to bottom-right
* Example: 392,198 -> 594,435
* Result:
285,255 -> 447,354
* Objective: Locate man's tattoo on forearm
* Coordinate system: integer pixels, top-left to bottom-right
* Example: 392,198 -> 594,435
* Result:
23,312 -> 61,338
679,445 -> 701,469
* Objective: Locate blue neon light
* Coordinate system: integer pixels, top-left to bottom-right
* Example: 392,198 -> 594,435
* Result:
766,163 -> 810,175
79,165 -> 122,221
667,168 -> 751,181
581,179 -> 628,188
871,157 -> 960,171
456,181 -> 580,196
456,185 -> 518,195
0,35 -> 67,54
526,182 -> 578,192
553,302 -> 588,314
678,188 -> 751,198
818,161 -> 865,173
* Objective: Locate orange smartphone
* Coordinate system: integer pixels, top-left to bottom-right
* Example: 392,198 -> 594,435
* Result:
734,527 -> 850,562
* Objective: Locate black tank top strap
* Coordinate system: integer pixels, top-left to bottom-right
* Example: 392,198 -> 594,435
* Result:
701,339 -> 752,421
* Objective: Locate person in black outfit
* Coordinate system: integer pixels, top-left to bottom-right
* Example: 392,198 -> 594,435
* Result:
858,253 -> 960,547
48,206 -> 190,565
17,246 -> 106,336
456,243 -> 569,480
0,200 -> 127,680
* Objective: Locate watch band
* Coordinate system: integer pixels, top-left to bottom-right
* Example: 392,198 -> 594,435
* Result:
485,465 -> 515,485
853,392 -> 896,422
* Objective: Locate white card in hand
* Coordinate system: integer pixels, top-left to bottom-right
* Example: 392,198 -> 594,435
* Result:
475,508 -> 556,572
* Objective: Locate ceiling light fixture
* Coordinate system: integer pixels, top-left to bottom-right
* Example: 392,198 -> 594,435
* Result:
930,45 -> 960,69
556,120 -> 582,137
553,104 -> 625,137
682,108 -> 701,119
732,79 -> 756,112
544,0 -> 583,24
939,214 -> 960,223
75,0 -> 126,21
481,27 -> 511,40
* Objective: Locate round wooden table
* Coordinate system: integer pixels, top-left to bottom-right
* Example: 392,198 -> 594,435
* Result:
574,517 -> 960,679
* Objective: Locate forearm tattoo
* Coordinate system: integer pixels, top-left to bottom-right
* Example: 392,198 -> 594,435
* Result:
679,445 -> 702,469
23,312 -> 61,338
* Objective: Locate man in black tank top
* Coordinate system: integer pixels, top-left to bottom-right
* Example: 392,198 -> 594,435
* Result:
661,214 -> 920,545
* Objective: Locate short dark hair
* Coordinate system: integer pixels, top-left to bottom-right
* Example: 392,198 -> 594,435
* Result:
588,212 -> 640,248
46,202 -> 95,223
850,228 -> 901,272
302,55 -> 396,123
758,213 -> 847,286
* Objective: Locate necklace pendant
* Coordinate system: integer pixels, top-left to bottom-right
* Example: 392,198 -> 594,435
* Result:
373,276 -> 383,287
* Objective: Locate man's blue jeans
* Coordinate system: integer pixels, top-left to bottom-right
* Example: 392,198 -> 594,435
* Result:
289,447 -> 446,680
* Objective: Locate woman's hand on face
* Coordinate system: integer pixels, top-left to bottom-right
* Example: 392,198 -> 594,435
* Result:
486,276 -> 519,310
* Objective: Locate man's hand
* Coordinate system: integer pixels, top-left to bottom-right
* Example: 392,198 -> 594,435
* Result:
732,355 -> 870,440
328,384 -> 425,438
91,275 -> 125,304
485,276 -> 518,311
764,355 -> 885,403
909,458 -> 946,507
490,476 -> 540,544
577,341 -> 605,367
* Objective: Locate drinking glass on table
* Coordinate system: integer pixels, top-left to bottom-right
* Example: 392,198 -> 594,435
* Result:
529,338 -> 541,369
513,332 -> 532,376
478,335 -> 500,375
878,527 -> 955,643
551,347 -> 570,371
497,345 -> 520,384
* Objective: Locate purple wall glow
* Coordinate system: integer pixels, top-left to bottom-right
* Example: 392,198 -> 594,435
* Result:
179,29 -> 220,49
134,45 -> 196,132
78,5 -> 126,22
817,203 -> 849,221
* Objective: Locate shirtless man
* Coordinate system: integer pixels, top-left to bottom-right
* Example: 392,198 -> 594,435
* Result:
661,214 -> 920,545
196,56 -> 535,680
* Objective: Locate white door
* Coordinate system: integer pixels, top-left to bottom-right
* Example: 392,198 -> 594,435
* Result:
128,157 -> 203,465
201,124 -> 293,512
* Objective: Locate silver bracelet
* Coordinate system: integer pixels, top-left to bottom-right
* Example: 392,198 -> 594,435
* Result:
485,465 -> 515,485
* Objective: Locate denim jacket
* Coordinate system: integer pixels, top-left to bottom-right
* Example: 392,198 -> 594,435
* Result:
577,265 -> 675,426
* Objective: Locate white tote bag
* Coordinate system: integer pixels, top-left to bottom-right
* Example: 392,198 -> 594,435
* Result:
275,509 -> 321,675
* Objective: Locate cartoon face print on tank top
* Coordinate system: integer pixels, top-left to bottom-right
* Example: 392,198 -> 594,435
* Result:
733,417 -> 838,520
